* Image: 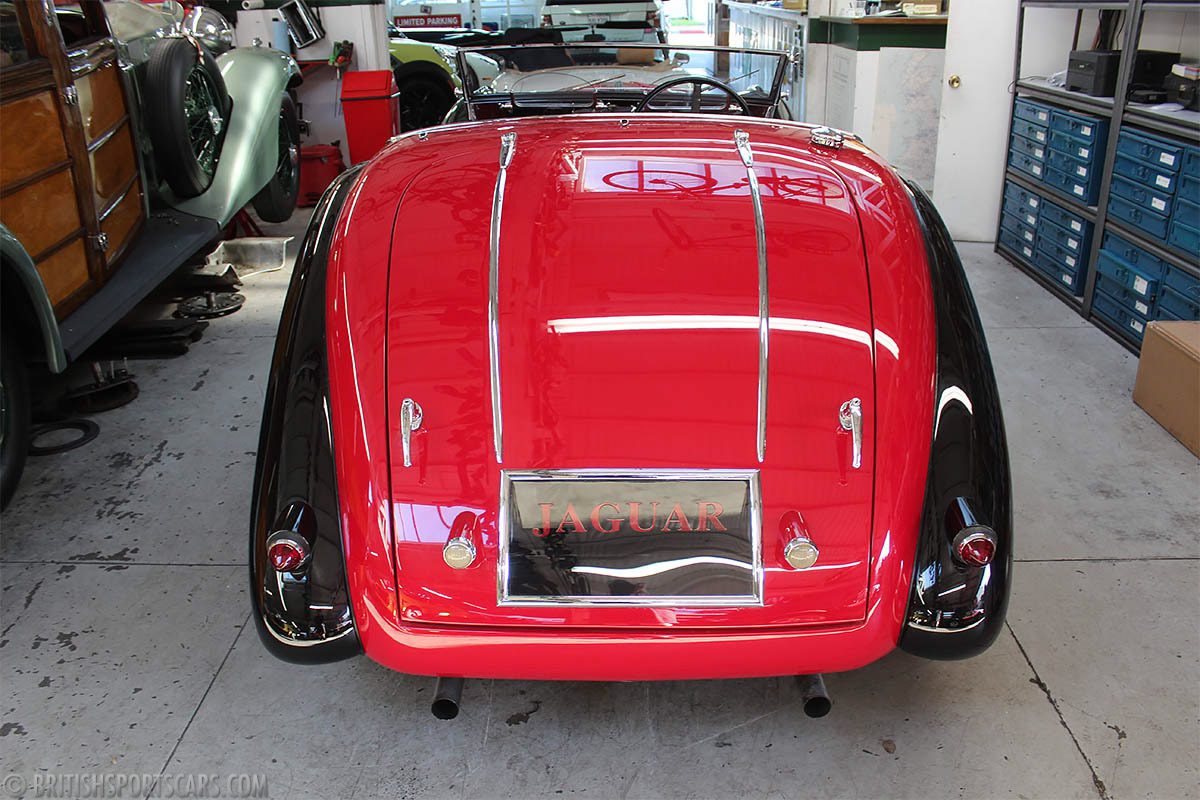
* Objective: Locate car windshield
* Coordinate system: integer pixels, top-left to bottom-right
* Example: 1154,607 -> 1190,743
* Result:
458,44 -> 790,114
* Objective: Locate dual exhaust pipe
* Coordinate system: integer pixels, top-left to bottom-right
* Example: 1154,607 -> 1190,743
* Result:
429,674 -> 831,720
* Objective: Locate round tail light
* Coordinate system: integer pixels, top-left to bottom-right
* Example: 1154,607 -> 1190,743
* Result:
953,529 -> 997,567
266,531 -> 310,572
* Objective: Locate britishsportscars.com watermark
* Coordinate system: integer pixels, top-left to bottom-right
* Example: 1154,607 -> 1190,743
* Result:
2,773 -> 267,798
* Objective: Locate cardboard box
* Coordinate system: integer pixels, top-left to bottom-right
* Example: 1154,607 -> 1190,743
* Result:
781,0 -> 808,11
1133,321 -> 1200,457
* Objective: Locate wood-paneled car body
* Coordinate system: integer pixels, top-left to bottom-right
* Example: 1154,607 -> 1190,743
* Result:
0,0 -> 301,506
251,45 -> 1011,715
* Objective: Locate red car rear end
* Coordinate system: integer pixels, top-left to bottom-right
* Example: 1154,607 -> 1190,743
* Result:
251,114 -> 1009,709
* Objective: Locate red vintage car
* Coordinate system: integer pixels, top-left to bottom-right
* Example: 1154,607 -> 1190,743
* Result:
250,44 -> 1011,719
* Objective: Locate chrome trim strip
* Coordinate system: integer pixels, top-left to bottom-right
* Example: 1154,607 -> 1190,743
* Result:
87,116 -> 129,152
488,132 -> 517,464
497,469 -> 763,608
98,175 -> 138,222
735,130 -> 768,463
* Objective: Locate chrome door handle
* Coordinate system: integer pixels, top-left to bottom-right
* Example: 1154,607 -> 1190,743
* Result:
839,398 -> 862,469
400,398 -> 423,468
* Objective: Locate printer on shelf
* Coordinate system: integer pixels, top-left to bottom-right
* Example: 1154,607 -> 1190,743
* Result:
1067,50 -> 1120,97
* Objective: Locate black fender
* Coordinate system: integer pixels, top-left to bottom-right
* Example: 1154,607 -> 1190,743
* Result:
898,181 -> 1013,660
249,165 -> 364,664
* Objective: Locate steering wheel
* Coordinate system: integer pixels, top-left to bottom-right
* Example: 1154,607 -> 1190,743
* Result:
633,76 -> 751,115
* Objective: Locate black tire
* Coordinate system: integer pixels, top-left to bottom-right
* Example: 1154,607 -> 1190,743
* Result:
251,94 -> 300,224
396,73 -> 454,132
1,333 -> 31,511
145,38 -> 231,199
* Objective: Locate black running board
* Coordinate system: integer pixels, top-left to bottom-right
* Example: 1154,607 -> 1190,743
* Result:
59,210 -> 220,362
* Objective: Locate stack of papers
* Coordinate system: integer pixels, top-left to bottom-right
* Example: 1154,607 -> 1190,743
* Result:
1171,62 -> 1200,80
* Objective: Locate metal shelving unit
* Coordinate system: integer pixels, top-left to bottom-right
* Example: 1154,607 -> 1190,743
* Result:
1004,166 -> 1100,220
1015,77 -> 1115,116
999,0 -> 1200,353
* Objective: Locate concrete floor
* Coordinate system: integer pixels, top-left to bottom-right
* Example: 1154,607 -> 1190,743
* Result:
1,212 -> 1197,799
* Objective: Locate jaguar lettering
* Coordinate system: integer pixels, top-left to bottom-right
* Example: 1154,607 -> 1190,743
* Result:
531,501 -> 728,536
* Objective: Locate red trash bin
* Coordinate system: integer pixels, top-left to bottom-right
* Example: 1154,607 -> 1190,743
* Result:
298,144 -> 346,207
339,70 -> 400,164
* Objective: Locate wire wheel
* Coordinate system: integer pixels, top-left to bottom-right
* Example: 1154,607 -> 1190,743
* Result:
184,64 -> 223,182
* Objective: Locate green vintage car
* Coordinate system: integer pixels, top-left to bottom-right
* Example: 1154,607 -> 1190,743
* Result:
388,29 -> 499,131
0,0 -> 301,507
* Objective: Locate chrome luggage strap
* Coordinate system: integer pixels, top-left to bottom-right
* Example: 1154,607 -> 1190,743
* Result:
488,131 -> 517,464
734,130 -> 768,463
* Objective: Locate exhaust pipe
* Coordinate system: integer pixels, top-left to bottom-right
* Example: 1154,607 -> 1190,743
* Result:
795,674 -> 832,718
431,677 -> 464,720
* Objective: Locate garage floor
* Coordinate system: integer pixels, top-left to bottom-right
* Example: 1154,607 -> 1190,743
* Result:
1,209 -> 1196,800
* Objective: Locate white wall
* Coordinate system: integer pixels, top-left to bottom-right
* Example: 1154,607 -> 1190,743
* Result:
1139,10 -> 1200,59
238,5 -> 392,165
930,1 -> 1020,241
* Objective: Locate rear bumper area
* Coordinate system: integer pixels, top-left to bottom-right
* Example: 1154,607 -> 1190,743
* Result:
356,612 -> 902,681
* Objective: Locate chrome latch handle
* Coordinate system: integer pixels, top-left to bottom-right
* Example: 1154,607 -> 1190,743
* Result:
839,398 -> 862,469
400,398 -> 423,468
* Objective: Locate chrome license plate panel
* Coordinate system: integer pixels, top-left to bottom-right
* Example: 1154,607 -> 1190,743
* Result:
499,470 -> 763,607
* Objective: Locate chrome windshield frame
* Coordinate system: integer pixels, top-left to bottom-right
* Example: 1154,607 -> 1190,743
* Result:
456,42 -> 792,120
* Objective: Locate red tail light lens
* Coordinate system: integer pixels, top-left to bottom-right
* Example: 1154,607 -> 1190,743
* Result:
266,532 -> 310,572
953,529 -> 996,567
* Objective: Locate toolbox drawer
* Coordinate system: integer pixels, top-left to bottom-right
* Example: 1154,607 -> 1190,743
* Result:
1049,109 -> 1105,145
1038,216 -> 1087,256
1107,193 -> 1170,240
1091,289 -> 1148,341
1167,218 -> 1200,257
1157,284 -> 1200,320
1156,303 -> 1184,321
1009,144 -> 1045,180
1179,172 -> 1200,203
1114,152 -> 1180,193
1012,117 -> 1049,144
1011,133 -> 1048,162
1096,273 -> 1154,319
1033,248 -> 1085,294
1046,148 -> 1096,182
1182,144 -> 1200,179
1040,200 -> 1090,237
1161,263 -> 1200,303
998,229 -> 1037,264
1101,230 -> 1168,276
1044,163 -> 1095,204
1001,211 -> 1038,246
1003,195 -> 1041,228
1096,249 -> 1159,301
1173,196 -> 1200,230
1004,180 -> 1043,218
1110,173 -> 1176,217
1014,98 -> 1053,126
1037,235 -> 1085,272
1115,129 -> 1184,172
1048,130 -> 1098,162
